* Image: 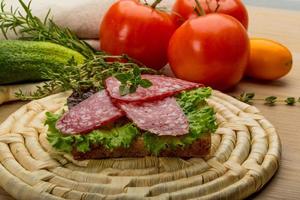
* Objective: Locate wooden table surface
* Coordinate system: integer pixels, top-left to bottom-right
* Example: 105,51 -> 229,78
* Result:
0,5 -> 300,200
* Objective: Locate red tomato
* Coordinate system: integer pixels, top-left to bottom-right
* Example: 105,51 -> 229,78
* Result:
100,0 -> 177,70
172,0 -> 249,29
168,14 -> 250,91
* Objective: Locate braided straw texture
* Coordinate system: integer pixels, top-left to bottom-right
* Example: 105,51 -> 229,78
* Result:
0,91 -> 281,200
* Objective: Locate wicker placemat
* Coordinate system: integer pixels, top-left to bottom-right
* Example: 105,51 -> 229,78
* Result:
0,91 -> 281,200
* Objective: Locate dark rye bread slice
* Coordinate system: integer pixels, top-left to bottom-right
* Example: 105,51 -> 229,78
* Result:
72,133 -> 211,160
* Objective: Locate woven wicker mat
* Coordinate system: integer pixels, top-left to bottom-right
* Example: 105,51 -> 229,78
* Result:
0,91 -> 281,200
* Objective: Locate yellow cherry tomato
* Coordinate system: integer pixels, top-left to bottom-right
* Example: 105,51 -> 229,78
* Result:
246,38 -> 293,80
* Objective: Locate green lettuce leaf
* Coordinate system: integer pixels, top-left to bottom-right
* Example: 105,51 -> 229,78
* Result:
143,87 -> 217,155
177,87 -> 212,114
45,112 -> 139,153
45,112 -> 74,153
87,124 -> 139,150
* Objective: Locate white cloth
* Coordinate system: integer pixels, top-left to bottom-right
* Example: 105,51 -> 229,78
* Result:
1,0 -> 175,40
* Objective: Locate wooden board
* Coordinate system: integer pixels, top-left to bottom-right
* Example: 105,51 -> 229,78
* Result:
0,5 -> 299,200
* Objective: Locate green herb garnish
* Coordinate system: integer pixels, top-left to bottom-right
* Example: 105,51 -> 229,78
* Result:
0,0 -> 94,58
15,56 -> 154,100
237,92 -> 255,104
115,66 -> 152,96
236,92 -> 300,106
265,96 -> 277,106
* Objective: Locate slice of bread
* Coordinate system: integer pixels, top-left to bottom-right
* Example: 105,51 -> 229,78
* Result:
72,133 -> 211,160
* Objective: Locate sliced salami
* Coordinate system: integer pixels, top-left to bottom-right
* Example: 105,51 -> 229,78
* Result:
105,75 -> 202,102
118,97 -> 189,136
56,90 -> 124,135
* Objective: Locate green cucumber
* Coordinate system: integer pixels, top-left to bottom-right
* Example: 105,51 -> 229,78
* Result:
0,40 -> 85,85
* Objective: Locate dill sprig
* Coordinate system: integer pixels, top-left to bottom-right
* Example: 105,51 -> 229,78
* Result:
0,0 -> 95,58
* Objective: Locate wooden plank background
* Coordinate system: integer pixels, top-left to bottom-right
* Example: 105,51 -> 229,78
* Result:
0,5 -> 300,200
244,0 -> 300,10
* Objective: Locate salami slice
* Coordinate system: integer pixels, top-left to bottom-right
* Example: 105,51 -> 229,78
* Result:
118,97 -> 189,136
105,75 -> 202,102
56,90 -> 124,135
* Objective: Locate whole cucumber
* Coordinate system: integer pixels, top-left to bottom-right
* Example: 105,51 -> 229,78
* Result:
0,40 -> 85,85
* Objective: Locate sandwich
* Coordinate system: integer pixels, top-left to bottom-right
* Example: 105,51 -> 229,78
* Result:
45,75 -> 217,160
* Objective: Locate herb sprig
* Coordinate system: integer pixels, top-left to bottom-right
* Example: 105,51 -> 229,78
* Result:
115,67 -> 152,96
1,0 -> 157,99
15,55 -> 156,100
237,92 -> 300,106
0,0 -> 95,58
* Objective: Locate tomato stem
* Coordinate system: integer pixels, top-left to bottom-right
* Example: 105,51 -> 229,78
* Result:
215,0 -> 221,12
194,0 -> 206,16
151,0 -> 163,9
205,0 -> 212,12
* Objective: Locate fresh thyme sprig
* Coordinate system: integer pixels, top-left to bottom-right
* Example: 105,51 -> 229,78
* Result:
15,55 -> 156,100
0,0 -> 95,58
236,92 -> 300,106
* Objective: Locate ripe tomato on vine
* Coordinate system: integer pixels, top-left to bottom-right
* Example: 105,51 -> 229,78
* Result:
100,0 -> 177,70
